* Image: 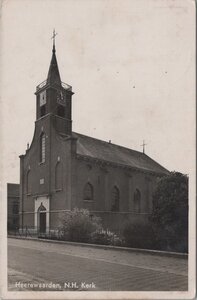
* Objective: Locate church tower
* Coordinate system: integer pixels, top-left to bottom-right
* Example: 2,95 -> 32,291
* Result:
35,35 -> 74,135
19,33 -> 75,234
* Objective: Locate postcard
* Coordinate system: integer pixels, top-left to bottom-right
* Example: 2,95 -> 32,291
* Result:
0,0 -> 195,299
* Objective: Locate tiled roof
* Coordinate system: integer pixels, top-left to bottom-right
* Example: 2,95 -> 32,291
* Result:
73,132 -> 169,175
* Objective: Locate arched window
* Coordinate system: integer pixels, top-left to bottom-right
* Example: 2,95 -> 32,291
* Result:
26,170 -> 31,194
40,105 -> 46,117
55,162 -> 62,190
134,189 -> 141,213
40,133 -> 46,163
111,186 -> 120,211
83,183 -> 93,201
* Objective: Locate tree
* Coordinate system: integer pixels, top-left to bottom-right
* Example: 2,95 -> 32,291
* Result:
150,172 -> 188,252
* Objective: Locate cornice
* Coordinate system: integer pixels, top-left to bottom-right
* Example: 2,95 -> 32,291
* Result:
76,154 -> 165,177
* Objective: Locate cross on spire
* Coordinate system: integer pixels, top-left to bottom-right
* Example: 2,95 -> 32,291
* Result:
51,29 -> 58,51
47,29 -> 61,85
140,140 -> 147,154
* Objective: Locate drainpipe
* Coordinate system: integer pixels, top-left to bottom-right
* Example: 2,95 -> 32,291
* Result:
70,136 -> 77,210
48,114 -> 52,233
19,155 -> 24,233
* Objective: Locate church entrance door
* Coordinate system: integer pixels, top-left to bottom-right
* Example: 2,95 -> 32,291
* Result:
39,212 -> 46,233
34,197 -> 50,234
37,202 -> 47,234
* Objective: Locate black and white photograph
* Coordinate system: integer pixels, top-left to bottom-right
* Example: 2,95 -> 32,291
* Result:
0,0 -> 195,299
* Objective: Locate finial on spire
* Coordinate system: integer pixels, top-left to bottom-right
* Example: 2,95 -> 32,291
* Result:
47,29 -> 61,85
140,140 -> 147,154
51,29 -> 58,52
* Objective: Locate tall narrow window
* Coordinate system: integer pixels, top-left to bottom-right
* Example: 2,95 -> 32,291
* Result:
27,170 -> 31,194
111,186 -> 120,211
134,189 -> 141,213
83,183 -> 93,201
40,105 -> 46,117
40,133 -> 46,163
55,162 -> 62,190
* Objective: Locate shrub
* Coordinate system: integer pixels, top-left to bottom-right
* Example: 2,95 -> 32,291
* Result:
122,221 -> 156,249
91,229 -> 123,246
60,208 -> 101,243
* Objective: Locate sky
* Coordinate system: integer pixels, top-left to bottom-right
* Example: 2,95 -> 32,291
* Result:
1,0 -> 195,185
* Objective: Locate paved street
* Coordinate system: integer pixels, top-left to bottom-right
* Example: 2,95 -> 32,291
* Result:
8,237 -> 188,291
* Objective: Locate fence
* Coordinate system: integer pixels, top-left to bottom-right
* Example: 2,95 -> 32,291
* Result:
8,226 -> 63,240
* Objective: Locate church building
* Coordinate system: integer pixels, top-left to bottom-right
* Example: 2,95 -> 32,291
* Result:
19,38 -> 169,234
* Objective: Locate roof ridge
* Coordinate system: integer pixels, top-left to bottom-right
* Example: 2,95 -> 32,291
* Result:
73,131 -> 144,156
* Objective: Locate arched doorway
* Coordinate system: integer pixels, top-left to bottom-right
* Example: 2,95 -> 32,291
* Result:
38,203 -> 46,233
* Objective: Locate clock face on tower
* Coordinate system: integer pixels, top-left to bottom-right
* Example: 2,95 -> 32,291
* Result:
57,90 -> 66,106
40,90 -> 46,106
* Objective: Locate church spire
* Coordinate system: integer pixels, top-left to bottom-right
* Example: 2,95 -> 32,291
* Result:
47,30 -> 61,86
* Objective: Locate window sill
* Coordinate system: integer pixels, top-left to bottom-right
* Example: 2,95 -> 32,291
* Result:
26,193 -> 31,196
55,189 -> 62,192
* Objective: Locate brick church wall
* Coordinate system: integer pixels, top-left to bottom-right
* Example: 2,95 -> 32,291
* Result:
71,156 -> 157,214
69,157 -> 157,232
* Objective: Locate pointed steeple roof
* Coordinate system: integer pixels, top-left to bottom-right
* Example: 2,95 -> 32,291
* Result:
47,41 -> 61,86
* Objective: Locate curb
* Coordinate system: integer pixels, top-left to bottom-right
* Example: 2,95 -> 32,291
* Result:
8,235 -> 188,259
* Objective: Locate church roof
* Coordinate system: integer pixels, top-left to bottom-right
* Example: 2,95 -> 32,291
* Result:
73,132 -> 169,175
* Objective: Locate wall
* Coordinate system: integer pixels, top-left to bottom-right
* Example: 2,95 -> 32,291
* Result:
20,114 -> 51,230
72,156 -> 157,215
19,112 -> 74,230
49,122 -> 74,229
7,183 -> 20,230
